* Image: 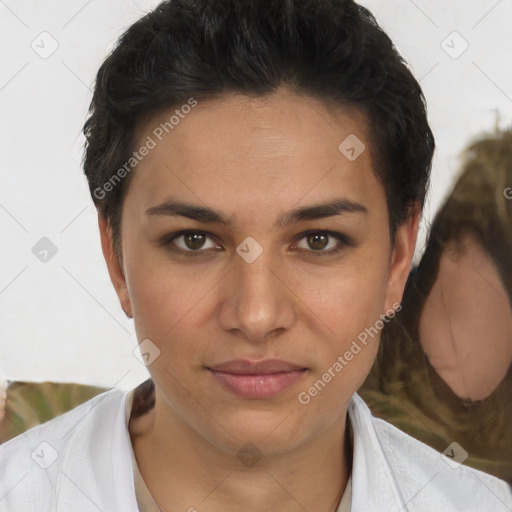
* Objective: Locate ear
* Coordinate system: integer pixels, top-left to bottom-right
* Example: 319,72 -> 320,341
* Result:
98,214 -> 133,319
384,204 -> 420,312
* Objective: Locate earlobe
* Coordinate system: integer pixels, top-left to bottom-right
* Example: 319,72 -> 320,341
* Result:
98,214 -> 133,319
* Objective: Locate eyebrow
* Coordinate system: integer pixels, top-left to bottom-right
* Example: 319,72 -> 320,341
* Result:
145,197 -> 368,227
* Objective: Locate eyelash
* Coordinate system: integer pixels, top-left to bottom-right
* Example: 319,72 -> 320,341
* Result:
159,230 -> 354,258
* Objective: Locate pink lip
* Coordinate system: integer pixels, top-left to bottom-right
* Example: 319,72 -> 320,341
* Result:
207,359 -> 308,399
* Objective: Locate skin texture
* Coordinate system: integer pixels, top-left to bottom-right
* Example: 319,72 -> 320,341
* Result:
99,90 -> 419,512
420,232 -> 512,401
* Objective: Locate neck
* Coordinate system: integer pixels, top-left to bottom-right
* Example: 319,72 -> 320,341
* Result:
130,391 -> 352,512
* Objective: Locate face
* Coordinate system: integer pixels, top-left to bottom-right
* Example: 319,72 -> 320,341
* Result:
100,90 -> 417,456
419,232 -> 512,400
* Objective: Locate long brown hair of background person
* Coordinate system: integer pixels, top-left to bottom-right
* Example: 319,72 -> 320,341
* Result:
361,128 -> 512,484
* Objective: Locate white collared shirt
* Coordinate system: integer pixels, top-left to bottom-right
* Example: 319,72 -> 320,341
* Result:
124,388 -> 353,512
0,387 -> 510,511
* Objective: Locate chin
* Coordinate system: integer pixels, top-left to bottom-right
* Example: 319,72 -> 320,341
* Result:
201,407 -> 308,453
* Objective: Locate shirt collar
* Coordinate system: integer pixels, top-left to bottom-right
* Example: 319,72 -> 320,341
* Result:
123,387 -> 406,512
347,393 -> 407,511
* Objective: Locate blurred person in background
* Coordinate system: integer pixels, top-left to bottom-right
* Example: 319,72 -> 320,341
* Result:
361,128 -> 512,484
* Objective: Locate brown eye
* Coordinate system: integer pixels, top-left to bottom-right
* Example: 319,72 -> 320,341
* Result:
162,230 -> 220,254
306,232 -> 329,251
183,232 -> 207,250
294,230 -> 352,257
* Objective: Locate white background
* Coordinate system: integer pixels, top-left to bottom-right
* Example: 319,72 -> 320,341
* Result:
1,0 -> 511,389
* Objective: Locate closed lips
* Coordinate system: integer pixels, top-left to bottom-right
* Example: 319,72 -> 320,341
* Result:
207,359 -> 307,375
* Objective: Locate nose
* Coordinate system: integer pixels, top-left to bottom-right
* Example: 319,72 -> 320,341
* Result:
218,244 -> 297,344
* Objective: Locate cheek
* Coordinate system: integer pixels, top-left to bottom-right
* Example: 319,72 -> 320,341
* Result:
296,256 -> 389,339
127,266 -> 213,390
296,269 -> 386,405
125,257 -> 196,356
294,259 -> 389,397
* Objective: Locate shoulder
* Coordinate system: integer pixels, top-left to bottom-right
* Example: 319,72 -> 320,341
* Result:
350,393 -> 512,511
0,388 -> 131,512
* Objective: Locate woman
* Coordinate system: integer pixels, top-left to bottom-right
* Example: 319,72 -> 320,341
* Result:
1,1 -> 510,510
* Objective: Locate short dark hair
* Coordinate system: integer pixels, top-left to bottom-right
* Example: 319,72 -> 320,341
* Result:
83,0 -> 435,258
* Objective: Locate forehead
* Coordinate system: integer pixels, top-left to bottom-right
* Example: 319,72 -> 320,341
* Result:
126,91 -> 382,218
